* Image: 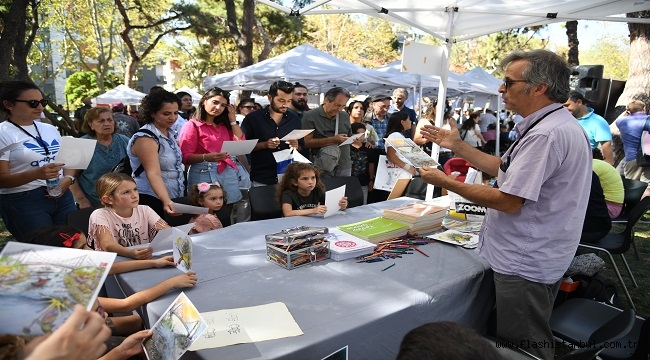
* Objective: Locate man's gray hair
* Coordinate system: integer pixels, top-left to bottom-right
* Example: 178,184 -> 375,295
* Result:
499,49 -> 571,103
324,87 -> 351,102
393,88 -> 409,98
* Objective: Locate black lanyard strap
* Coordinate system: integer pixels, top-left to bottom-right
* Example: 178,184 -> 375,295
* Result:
7,120 -> 50,155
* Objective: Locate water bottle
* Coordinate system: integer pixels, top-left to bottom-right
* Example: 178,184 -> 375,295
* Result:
46,177 -> 62,197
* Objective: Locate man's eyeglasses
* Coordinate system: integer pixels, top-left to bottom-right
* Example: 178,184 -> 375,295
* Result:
502,78 -> 528,89
14,99 -> 48,108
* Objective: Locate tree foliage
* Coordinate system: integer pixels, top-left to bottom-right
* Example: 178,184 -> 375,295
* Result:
64,71 -> 122,108
306,14 -> 400,68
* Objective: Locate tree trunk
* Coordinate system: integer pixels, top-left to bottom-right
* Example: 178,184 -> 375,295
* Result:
616,11 -> 650,109
125,58 -> 139,89
0,0 -> 30,81
566,20 -> 579,66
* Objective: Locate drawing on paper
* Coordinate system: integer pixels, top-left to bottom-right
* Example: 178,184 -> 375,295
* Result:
143,292 -> 206,360
0,242 -> 115,335
173,236 -> 192,273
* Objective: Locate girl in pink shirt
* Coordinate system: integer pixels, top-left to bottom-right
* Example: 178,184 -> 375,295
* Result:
88,173 -> 170,259
187,182 -> 225,234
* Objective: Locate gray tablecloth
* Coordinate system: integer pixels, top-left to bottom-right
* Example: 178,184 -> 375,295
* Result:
115,197 -> 494,359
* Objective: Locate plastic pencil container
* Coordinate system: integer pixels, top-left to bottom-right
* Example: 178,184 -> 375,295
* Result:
266,241 -> 330,270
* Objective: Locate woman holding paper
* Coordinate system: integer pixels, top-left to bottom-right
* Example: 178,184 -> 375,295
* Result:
128,90 -> 185,217
179,87 -> 245,221
68,106 -> 129,208
0,80 -> 77,241
385,112 -> 417,176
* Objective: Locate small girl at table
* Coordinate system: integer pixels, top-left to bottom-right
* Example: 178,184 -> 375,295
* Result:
187,182 -> 225,234
88,173 -> 170,259
277,162 -> 347,217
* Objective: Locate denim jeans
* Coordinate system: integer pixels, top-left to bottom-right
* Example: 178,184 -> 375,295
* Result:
0,186 -> 77,242
187,162 -> 243,204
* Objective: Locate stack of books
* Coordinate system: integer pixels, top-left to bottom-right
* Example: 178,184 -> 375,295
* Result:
381,201 -> 448,234
337,217 -> 409,244
326,228 -> 377,261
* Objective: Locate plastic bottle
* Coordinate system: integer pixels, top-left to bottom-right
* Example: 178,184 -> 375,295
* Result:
46,177 -> 62,197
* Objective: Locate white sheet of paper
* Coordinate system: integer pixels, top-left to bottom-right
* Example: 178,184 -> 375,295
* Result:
220,140 -> 258,156
171,202 -> 209,215
280,129 -> 313,141
0,141 -> 26,157
57,137 -> 97,169
188,302 -> 303,351
324,185 -> 346,218
339,133 -> 363,146
148,224 -> 194,256
173,235 -> 193,273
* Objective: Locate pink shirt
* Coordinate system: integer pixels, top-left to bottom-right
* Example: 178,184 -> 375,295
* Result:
88,205 -> 166,250
178,119 -> 245,173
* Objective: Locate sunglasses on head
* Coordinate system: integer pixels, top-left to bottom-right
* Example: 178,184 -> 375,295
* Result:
14,99 -> 48,108
208,87 -> 231,99
272,80 -> 294,93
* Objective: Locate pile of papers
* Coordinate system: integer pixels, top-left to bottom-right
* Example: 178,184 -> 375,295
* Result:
325,228 -> 377,261
337,217 -> 409,244
382,201 -> 448,235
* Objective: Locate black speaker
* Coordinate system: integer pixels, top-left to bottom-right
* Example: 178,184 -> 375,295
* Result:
570,65 -> 604,103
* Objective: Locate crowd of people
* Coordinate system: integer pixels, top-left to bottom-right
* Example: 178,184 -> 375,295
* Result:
0,47 -> 647,359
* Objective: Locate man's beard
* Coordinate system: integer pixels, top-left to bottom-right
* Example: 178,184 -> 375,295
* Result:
292,99 -> 307,111
270,100 -> 285,114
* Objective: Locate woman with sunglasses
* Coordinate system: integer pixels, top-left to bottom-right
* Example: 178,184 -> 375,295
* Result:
179,87 -> 246,223
236,98 -> 256,123
0,80 -> 77,241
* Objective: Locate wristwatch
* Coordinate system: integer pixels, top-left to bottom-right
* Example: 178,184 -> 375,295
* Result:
63,175 -> 76,184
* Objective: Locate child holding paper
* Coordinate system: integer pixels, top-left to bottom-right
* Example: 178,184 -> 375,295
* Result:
277,162 -> 347,217
187,181 -> 225,234
88,173 -> 170,259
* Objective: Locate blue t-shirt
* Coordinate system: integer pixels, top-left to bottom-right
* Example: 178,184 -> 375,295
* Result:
615,112 -> 650,161
577,108 -> 611,149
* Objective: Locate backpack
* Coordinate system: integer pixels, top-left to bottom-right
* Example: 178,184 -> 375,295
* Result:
111,129 -> 160,177
574,273 -> 623,308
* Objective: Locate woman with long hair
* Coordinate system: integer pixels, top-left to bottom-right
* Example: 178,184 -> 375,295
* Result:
178,87 -> 246,223
459,112 -> 486,149
347,100 -> 378,147
0,80 -> 77,241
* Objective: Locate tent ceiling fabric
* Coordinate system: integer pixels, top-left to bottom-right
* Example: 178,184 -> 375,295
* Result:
289,0 -> 650,41
93,85 -> 147,105
203,43 -> 498,95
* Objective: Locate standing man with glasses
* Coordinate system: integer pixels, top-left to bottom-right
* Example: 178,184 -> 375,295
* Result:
418,50 -> 591,360
363,95 -> 392,153
241,81 -> 302,186
303,87 -> 352,177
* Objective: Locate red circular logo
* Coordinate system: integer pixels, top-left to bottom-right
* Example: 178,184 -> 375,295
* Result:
335,240 -> 357,248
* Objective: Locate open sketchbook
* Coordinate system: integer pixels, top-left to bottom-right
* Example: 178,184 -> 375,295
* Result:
0,242 -> 115,335
143,292 -> 207,360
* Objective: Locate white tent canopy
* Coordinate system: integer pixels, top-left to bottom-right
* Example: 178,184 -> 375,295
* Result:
93,85 -> 146,106
203,43 -> 421,94
174,86 -> 202,106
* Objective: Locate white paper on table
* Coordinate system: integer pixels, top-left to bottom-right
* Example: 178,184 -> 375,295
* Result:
143,292 -> 207,360
280,129 -> 313,141
58,137 -> 97,169
324,185 -> 346,218
338,133 -> 363,146
0,141 -> 26,157
188,302 -> 303,351
173,235 -> 193,273
171,202 -> 209,215
220,139 -> 258,156
142,223 -> 194,256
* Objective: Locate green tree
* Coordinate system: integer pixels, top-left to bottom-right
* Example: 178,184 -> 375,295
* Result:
307,14 -> 400,68
64,71 -> 122,108
580,35 -> 629,80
